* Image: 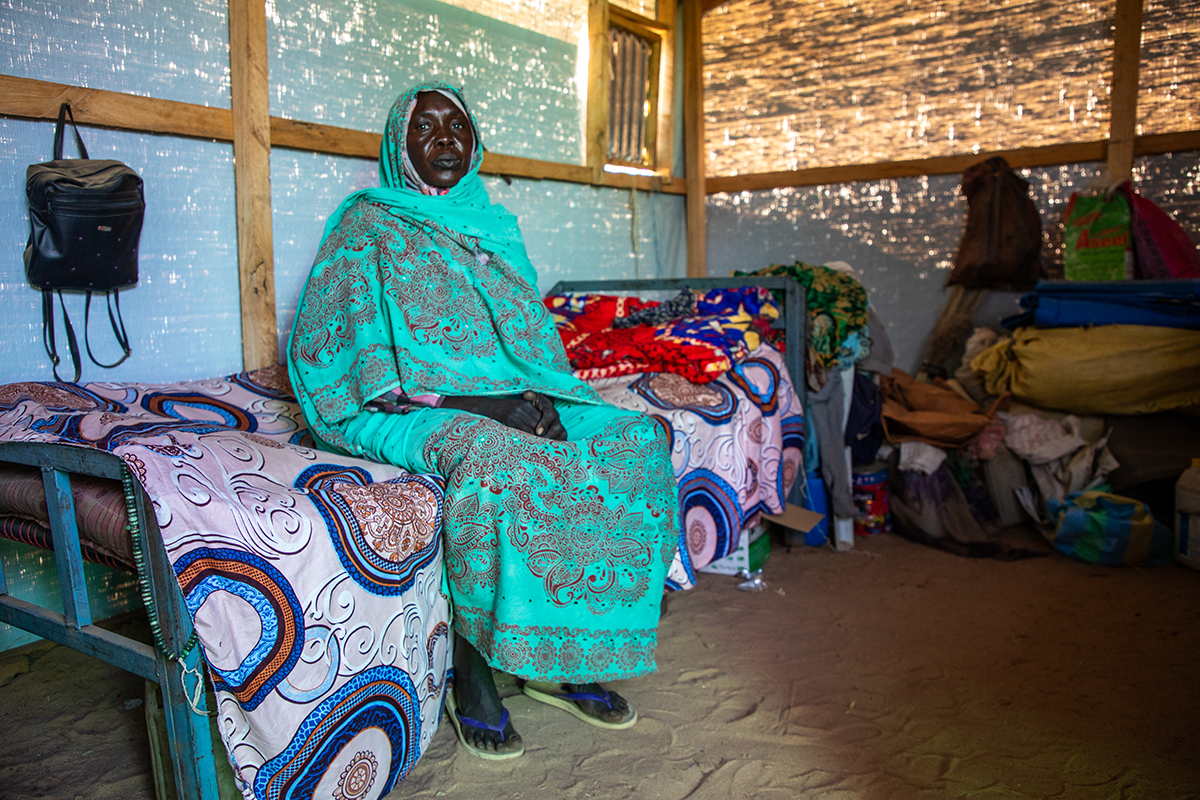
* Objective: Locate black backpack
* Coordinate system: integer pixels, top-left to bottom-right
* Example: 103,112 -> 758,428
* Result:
25,103 -> 142,382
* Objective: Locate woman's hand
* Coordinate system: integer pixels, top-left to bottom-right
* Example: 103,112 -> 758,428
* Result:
441,391 -> 567,440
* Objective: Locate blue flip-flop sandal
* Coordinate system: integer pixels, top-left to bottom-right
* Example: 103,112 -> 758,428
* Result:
522,683 -> 638,730
446,688 -> 525,760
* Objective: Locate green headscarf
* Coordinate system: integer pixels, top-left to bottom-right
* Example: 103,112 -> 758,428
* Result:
287,81 -> 600,452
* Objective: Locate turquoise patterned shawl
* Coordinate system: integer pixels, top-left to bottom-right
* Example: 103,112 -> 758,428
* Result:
287,82 -> 600,452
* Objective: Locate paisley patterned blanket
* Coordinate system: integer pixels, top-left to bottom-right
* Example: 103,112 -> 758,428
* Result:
0,342 -> 803,795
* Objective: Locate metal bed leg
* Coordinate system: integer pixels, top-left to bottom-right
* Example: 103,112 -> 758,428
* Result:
42,467 -> 93,629
156,646 -> 222,800
131,472 -> 223,800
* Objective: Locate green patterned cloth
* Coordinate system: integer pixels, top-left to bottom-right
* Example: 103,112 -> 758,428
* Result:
737,262 -> 870,370
287,82 -> 679,682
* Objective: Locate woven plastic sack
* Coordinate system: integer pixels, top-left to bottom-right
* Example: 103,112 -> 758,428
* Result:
1063,192 -> 1132,281
971,324 -> 1200,415
1046,490 -> 1173,566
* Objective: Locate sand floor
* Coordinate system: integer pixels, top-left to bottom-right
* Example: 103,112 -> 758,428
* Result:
2,531 -> 1198,799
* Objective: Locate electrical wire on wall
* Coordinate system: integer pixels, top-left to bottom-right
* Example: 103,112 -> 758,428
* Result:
630,172 -> 641,280
628,172 -> 667,281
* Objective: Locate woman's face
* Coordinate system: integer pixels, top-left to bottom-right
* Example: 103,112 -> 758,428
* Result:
406,91 -> 474,188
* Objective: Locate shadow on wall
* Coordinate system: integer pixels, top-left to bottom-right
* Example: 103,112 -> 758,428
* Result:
705,194 -> 953,376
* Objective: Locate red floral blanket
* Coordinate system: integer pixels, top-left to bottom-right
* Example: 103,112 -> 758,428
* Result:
545,287 -> 779,383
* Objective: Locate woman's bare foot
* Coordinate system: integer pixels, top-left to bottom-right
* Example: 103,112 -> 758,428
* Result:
452,639 -> 523,757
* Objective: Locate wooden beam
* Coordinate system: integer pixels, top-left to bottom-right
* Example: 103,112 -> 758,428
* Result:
228,0 -> 278,371
682,0 -> 707,278
707,141 -> 1112,193
609,5 -> 670,32
1108,0 -> 1144,185
1135,129 -> 1200,156
654,0 -> 677,183
9,75 -> 1195,201
482,151 -> 685,192
705,127 -> 1200,195
0,75 -> 233,141
0,74 -> 687,194
586,0 -> 611,182
270,116 -> 379,158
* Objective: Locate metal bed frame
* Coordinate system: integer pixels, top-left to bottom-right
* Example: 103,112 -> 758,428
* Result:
0,441 -> 222,800
546,275 -> 809,504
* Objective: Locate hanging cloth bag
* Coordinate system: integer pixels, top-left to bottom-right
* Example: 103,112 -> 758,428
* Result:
946,156 -> 1044,291
25,103 -> 142,382
1116,182 -> 1200,280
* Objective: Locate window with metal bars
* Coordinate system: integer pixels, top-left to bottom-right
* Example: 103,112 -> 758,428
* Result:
608,25 -> 655,165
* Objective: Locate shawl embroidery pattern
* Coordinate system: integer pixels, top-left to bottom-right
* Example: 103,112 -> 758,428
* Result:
427,414 -> 670,615
455,606 -> 657,682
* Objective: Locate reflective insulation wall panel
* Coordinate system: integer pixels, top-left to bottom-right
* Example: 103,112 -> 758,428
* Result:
1,0 -> 232,105
271,150 -> 380,351
706,154 -> 1200,375
1140,0 -> 1200,135
486,176 -> 688,289
266,0 -> 587,164
1,1 -> 241,384
0,119 -> 243,385
702,0 -> 1118,176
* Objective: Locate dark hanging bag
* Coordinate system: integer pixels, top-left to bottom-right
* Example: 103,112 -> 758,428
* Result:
25,102 -> 143,382
947,156 -> 1044,291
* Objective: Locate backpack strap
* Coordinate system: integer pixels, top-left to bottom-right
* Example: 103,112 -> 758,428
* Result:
84,291 -> 131,369
52,103 -> 89,161
42,290 -> 82,384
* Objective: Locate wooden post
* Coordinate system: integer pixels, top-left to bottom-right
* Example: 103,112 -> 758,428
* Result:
682,0 -> 707,278
655,0 -> 677,180
228,0 -> 278,370
1107,0 -> 1144,185
586,0 -> 611,181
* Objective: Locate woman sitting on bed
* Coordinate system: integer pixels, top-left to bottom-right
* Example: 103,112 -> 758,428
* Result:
287,81 -> 680,759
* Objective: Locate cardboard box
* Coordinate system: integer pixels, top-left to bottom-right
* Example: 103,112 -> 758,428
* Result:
762,503 -> 825,538
698,504 -> 824,576
699,521 -> 770,576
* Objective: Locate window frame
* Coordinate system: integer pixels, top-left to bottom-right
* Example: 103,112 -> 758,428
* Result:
606,18 -> 662,168
587,0 -> 676,178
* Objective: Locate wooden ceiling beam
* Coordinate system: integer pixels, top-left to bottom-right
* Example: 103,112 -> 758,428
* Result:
705,129 -> 1200,194
1107,0 -> 1145,185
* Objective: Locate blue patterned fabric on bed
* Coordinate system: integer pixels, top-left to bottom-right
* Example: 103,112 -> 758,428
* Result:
0,367 -> 450,800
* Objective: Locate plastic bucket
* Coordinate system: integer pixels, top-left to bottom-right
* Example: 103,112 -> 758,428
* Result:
802,470 -> 830,546
851,464 -> 891,536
